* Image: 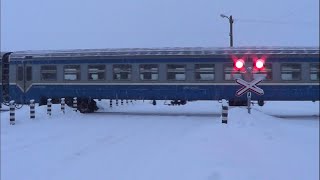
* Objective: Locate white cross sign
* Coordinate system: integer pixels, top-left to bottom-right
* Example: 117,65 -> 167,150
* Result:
235,78 -> 264,96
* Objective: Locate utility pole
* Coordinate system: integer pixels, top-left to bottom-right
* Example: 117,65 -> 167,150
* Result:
220,14 -> 234,47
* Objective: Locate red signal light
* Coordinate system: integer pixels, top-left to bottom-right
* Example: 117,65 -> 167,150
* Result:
235,59 -> 244,69
255,59 -> 264,69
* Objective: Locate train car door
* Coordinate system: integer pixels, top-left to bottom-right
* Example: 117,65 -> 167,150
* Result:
16,63 -> 33,103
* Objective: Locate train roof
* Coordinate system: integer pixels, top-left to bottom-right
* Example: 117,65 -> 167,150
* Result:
3,47 -> 320,60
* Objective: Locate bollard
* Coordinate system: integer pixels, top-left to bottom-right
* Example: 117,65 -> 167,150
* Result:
247,92 -> 251,114
121,99 -> 123,105
30,99 -> 35,119
221,99 -> 228,124
110,99 -> 112,108
9,100 -> 15,125
47,98 -> 52,116
73,97 -> 77,112
61,98 -> 65,114
116,99 -> 119,106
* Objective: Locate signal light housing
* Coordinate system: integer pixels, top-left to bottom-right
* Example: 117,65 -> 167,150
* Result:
255,59 -> 265,69
234,59 -> 245,70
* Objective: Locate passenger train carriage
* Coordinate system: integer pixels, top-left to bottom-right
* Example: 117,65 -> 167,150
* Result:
1,47 -> 319,112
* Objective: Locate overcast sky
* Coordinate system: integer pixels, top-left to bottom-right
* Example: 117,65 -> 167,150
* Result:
1,0 -> 319,51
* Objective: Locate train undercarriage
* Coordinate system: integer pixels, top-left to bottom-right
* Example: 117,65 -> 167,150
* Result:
39,97 -> 98,113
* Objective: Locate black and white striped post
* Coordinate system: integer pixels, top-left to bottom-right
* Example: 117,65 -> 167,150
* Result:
121,99 -> 123,105
30,99 -> 35,119
221,99 -> 228,124
116,99 -> 119,106
73,97 -> 77,112
9,100 -> 15,125
110,99 -> 112,108
61,98 -> 65,114
47,98 -> 52,116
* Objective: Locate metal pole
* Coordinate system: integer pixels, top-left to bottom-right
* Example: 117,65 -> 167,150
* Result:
246,67 -> 252,114
61,98 -> 65,114
9,100 -> 15,125
247,92 -> 251,114
221,99 -> 228,124
47,98 -> 52,116
229,15 -> 234,47
73,97 -> 77,112
30,99 -> 35,119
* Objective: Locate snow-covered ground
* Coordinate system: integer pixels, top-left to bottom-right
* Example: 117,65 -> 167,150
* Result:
1,100 -> 319,180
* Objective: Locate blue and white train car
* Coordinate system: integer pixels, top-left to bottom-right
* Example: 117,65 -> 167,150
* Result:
1,47 -> 319,112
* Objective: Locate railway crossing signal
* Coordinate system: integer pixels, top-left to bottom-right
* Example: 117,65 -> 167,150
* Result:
254,59 -> 265,69
234,59 -> 245,70
235,78 -> 264,96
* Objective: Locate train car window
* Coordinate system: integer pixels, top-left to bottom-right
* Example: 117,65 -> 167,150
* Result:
64,65 -> 80,81
140,64 -> 158,81
113,64 -> 132,80
41,65 -> 57,81
26,67 -> 32,81
281,64 -> 301,81
310,64 -> 320,81
224,64 -> 242,80
167,64 -> 186,81
88,65 -> 105,81
17,66 -> 23,81
195,64 -> 215,81
253,63 -> 272,80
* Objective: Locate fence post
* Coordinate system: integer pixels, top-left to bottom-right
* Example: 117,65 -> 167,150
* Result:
61,98 -> 65,114
9,100 -> 15,125
73,97 -> 77,112
47,98 -> 52,116
30,99 -> 35,119
221,99 -> 228,124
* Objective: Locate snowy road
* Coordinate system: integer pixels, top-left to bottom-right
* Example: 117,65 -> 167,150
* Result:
1,101 -> 319,180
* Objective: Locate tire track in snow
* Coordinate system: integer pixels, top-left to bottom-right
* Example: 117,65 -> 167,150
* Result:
45,131 -> 139,180
1,133 -> 68,153
63,134 -> 130,162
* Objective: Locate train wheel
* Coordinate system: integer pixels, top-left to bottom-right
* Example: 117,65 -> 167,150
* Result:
78,99 -> 98,113
258,100 -> 265,106
78,100 -> 90,113
89,100 -> 98,112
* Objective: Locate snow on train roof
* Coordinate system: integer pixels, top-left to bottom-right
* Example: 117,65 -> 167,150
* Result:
6,47 -> 320,59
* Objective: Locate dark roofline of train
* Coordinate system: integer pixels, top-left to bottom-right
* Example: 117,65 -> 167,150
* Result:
2,46 -> 320,61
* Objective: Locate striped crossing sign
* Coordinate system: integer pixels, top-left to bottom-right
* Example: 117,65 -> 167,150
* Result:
235,78 -> 264,96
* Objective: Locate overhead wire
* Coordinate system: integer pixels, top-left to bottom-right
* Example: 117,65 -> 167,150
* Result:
233,18 -> 317,25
